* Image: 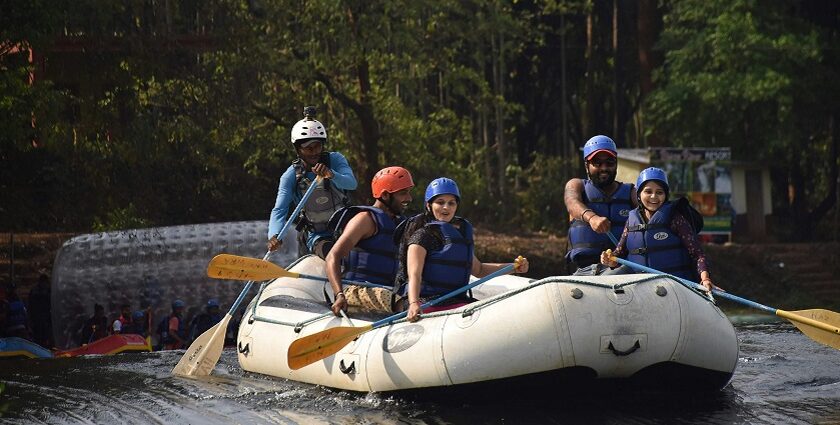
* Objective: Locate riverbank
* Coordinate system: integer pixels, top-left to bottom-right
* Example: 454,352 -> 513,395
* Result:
2,231 -> 839,311
474,229 -> 840,311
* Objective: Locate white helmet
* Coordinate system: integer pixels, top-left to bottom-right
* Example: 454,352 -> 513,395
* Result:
290,106 -> 327,145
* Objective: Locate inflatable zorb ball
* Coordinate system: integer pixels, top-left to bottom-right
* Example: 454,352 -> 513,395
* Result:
51,221 -> 298,348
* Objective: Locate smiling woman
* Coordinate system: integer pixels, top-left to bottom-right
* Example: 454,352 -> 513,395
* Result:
391,177 -> 530,322
601,167 -> 717,292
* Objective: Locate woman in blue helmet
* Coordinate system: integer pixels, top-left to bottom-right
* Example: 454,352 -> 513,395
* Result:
394,177 -> 529,322
600,167 -> 717,292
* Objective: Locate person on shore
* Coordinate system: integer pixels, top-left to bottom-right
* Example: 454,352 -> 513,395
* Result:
564,135 -> 636,274
394,177 -> 530,322
27,274 -> 52,347
4,288 -> 30,339
267,106 -> 357,258
110,304 -> 132,334
188,299 -> 223,342
599,167 -> 718,292
79,303 -> 108,344
324,166 -> 415,315
156,300 -> 186,350
121,310 -> 148,336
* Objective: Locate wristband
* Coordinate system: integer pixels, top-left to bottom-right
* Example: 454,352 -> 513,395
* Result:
581,208 -> 594,222
336,292 -> 346,298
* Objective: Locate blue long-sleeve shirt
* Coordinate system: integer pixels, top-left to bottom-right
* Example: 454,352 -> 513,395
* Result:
267,151 -> 357,239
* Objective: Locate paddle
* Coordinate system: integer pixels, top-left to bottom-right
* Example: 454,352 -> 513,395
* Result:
602,232 -> 840,350
172,176 -> 324,377
287,262 -> 517,370
206,253 -> 390,289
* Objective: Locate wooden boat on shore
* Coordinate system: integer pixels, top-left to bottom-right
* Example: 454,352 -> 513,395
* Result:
235,255 -> 739,395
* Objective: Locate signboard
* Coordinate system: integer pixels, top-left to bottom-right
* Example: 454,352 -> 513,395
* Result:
650,148 -> 732,243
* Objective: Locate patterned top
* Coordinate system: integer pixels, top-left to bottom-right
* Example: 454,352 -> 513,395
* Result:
613,211 -> 710,275
394,215 -> 447,287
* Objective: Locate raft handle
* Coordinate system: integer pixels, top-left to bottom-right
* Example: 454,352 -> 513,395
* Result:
339,359 -> 356,374
607,340 -> 641,356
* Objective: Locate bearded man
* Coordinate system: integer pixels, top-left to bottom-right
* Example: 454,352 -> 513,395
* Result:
563,135 -> 637,274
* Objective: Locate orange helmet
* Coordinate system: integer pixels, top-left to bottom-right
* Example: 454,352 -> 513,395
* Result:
371,166 -> 414,198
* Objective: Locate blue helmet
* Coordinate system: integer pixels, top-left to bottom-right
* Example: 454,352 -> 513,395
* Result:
172,299 -> 185,309
207,299 -> 220,309
424,177 -> 461,203
636,167 -> 670,200
132,310 -> 145,320
582,135 -> 617,161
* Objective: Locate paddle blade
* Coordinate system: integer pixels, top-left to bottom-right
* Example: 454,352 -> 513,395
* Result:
287,324 -> 373,370
172,315 -> 231,376
207,254 -> 296,281
785,309 -> 840,351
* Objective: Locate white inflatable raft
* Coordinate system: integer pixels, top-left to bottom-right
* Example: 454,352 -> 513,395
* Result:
237,255 -> 739,395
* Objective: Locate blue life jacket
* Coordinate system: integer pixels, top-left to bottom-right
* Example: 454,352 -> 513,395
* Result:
156,313 -> 184,344
625,202 -> 697,281
399,218 -> 474,298
6,300 -> 27,328
331,206 -> 403,285
566,180 -> 633,265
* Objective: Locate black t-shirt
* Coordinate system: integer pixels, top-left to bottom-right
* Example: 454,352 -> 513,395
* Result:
394,215 -> 468,289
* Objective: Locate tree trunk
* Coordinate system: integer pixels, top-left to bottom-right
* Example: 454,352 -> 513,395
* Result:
583,6 -> 595,139
612,0 -> 619,140
637,0 -> 662,147
492,20 -> 507,198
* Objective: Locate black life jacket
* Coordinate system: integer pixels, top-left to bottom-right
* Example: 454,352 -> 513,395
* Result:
291,152 -> 352,232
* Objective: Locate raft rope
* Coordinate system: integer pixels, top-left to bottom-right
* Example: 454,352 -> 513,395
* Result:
245,271 -> 716,332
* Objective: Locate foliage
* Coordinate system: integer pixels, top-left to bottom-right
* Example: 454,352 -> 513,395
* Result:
92,203 -> 150,231
647,0 -> 839,240
0,0 -> 838,241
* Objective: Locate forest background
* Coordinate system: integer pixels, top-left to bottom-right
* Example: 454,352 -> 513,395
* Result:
2,0 -> 839,243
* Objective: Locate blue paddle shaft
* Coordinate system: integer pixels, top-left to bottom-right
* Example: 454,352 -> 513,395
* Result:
228,177 -> 323,317
372,264 -> 515,328
605,232 -> 777,315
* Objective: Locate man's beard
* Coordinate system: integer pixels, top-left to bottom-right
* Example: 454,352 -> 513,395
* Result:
386,196 -> 406,215
589,170 -> 616,189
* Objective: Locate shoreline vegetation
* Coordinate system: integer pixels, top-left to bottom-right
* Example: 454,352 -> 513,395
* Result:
2,231 -> 838,313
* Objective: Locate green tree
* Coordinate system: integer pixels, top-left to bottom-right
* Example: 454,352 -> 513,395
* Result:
647,0 -> 838,240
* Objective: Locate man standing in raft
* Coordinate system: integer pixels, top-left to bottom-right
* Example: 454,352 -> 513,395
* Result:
267,106 -> 357,258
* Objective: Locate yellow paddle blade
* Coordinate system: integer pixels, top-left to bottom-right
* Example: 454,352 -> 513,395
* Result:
779,309 -> 840,351
207,254 -> 298,281
287,324 -> 373,370
172,314 -> 232,376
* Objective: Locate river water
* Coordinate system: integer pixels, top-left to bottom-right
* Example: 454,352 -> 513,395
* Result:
1,319 -> 839,424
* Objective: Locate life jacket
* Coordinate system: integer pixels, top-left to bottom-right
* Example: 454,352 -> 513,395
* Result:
121,322 -> 145,335
5,300 -> 27,329
330,205 -> 403,285
156,313 -> 183,344
566,180 -> 634,264
398,218 -> 474,298
292,152 -> 351,233
625,202 -> 697,281
190,313 -> 222,339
